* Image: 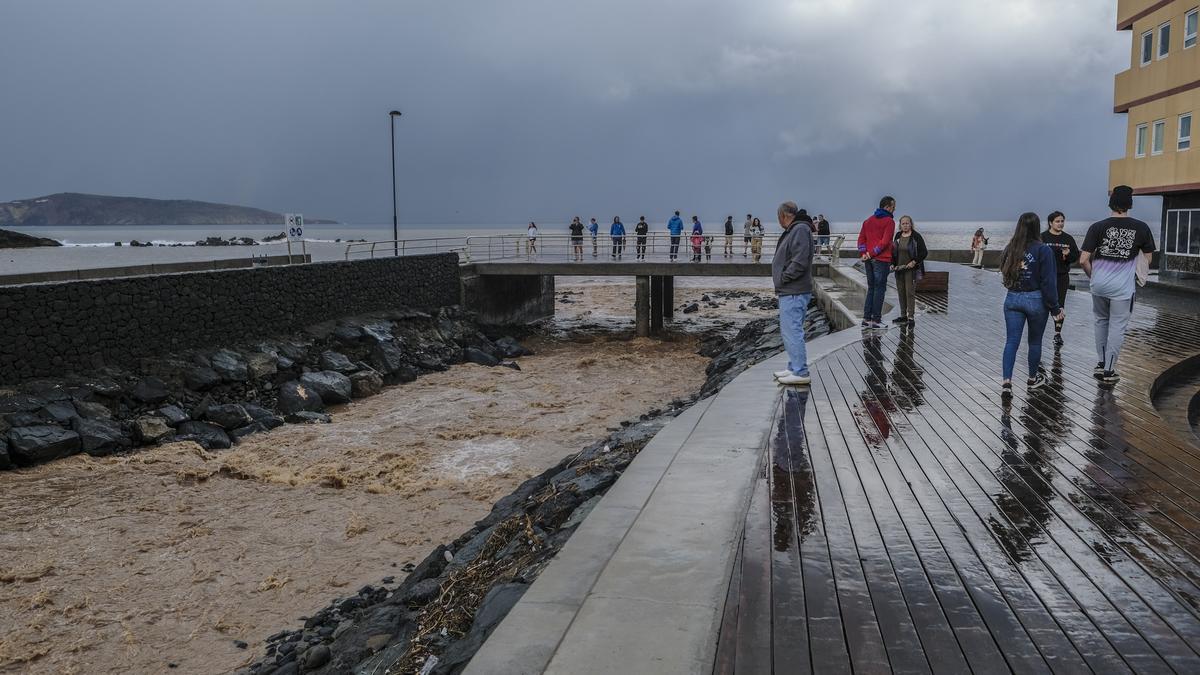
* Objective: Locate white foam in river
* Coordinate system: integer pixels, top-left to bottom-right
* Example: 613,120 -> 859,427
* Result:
434,438 -> 523,480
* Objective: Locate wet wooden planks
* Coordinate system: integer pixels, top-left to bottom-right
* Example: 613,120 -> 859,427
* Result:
716,263 -> 1200,673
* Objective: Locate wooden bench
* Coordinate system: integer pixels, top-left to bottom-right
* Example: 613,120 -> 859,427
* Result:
916,271 -> 948,292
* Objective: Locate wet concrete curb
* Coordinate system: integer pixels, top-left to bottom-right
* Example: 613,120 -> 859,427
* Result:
465,326 -> 864,674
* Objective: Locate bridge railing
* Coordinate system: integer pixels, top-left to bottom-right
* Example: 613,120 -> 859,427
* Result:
345,233 -> 848,264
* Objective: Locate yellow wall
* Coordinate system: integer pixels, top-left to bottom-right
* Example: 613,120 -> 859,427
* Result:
1111,0 -> 1200,192
1118,0 -> 1168,28
1110,89 -> 1199,190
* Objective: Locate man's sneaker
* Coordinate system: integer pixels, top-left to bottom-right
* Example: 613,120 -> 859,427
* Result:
773,370 -> 795,380
1001,382 -> 1013,399
1027,372 -> 1047,390
1053,333 -> 1064,347
777,373 -> 812,386
892,317 -> 909,325
1101,370 -> 1120,384
1093,362 -> 1105,377
861,321 -> 872,329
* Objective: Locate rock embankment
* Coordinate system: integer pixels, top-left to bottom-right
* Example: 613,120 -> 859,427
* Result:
0,307 -> 532,470
0,227 -> 61,249
241,306 -> 830,675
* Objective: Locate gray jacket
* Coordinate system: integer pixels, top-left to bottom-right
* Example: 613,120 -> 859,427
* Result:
771,223 -> 813,296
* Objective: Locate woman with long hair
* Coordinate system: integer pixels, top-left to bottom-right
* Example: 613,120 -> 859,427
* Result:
999,213 -> 1063,398
971,228 -> 988,268
750,217 -> 764,262
891,215 -> 928,325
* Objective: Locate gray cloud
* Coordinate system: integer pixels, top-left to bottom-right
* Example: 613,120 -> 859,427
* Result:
0,0 -> 1142,224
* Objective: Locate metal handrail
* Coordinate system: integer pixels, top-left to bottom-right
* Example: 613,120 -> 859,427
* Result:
344,232 -> 849,266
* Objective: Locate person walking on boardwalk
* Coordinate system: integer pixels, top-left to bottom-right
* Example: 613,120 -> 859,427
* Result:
891,215 -> 928,326
588,218 -> 600,258
667,211 -> 684,260
1042,211 -> 1079,347
634,216 -> 649,260
526,222 -> 538,256
857,196 -> 897,330
970,228 -> 988,268
1079,185 -> 1155,384
750,217 -> 764,262
690,216 -> 704,262
610,217 -> 626,259
569,217 -> 585,261
743,213 -> 753,256
998,212 -> 1063,399
723,216 -> 735,257
771,201 -> 815,386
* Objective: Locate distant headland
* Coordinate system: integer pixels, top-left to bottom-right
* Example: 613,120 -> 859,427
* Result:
0,193 -> 339,226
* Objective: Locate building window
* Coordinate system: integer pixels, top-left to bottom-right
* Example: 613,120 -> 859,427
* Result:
1167,210 -> 1200,256
1136,123 -> 1149,157
1159,22 -> 1172,58
1153,120 -> 1167,155
1186,8 -> 1198,49
1181,113 -> 1193,151
1142,30 -> 1154,65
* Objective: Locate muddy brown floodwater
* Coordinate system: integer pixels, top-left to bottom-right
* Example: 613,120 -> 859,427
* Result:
0,280 -> 772,674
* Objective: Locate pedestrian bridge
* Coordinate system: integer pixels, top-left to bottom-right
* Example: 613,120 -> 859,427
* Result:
346,234 -> 847,335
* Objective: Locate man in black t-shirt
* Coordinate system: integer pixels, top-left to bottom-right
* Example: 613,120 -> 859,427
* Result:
634,216 -> 649,259
1041,210 -> 1079,347
569,217 -> 585,261
723,216 -> 735,257
1078,186 -> 1155,383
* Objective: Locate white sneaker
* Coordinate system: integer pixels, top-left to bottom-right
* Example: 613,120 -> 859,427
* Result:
777,373 -> 812,386
773,370 -> 794,380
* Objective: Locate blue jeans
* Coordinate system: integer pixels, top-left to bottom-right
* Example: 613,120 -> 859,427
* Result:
779,293 -> 812,376
1002,290 -> 1049,381
863,260 -> 889,321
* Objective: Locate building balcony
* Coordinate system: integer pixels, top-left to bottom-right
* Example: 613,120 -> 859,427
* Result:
1114,44 -> 1200,112
1111,150 -> 1200,194
1118,0 -> 1168,29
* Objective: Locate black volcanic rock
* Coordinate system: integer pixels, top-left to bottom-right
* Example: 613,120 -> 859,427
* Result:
0,228 -> 61,249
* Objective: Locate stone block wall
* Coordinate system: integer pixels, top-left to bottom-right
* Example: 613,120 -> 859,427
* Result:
0,254 -> 460,382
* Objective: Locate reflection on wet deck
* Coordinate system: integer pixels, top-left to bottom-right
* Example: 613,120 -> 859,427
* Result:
715,263 -> 1200,673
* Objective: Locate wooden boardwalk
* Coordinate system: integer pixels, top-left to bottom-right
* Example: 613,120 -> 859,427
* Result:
715,263 -> 1200,674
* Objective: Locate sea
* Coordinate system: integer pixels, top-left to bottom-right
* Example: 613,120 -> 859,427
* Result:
0,220 -> 1123,276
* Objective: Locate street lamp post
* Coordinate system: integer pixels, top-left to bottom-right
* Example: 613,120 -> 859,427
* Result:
389,110 -> 402,256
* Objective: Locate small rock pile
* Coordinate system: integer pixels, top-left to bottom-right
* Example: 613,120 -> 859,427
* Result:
0,307 -> 532,470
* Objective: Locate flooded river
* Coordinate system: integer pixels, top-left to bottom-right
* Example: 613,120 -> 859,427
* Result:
0,279 -> 775,673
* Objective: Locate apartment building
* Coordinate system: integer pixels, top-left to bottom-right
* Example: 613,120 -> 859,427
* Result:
1110,0 -> 1200,278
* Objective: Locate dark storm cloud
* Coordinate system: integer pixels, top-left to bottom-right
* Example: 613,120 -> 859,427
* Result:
0,0 -> 1136,224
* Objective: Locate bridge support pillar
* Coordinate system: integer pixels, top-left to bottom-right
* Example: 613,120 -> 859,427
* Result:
635,276 -> 650,337
650,275 -> 664,335
662,275 -> 674,319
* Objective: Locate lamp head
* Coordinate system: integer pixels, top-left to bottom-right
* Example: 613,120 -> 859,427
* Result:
389,110 -> 402,117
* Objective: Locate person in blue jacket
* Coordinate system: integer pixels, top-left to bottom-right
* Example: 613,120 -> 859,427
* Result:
610,217 -> 626,259
588,218 -> 600,258
667,211 -> 684,260
998,212 -> 1064,398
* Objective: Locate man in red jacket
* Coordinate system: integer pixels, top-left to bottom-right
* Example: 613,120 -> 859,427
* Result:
857,196 -> 896,329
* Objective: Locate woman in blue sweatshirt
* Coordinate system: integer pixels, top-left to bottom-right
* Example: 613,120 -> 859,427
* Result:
610,217 -> 626,259
999,212 -> 1064,397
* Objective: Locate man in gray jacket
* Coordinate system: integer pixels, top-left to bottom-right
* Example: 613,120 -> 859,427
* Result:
771,201 -> 814,386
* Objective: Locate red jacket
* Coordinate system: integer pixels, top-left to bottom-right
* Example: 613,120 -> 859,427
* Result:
857,210 -> 896,263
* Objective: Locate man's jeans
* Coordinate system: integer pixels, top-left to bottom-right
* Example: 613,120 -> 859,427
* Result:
863,260 -> 889,322
1002,290 -> 1049,380
669,235 -> 681,259
1093,294 -> 1134,371
779,293 -> 812,376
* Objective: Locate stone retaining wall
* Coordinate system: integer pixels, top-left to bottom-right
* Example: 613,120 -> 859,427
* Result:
0,255 -> 460,382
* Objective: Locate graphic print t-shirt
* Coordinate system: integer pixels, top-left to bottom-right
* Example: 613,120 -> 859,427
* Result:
1081,217 -> 1155,300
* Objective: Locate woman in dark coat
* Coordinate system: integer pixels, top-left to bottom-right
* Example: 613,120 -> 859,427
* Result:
891,215 -> 928,325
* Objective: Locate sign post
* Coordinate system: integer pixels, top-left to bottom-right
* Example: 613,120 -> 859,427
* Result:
285,213 -> 305,264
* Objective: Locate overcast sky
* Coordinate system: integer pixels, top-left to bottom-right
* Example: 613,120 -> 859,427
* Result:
0,0 -> 1141,224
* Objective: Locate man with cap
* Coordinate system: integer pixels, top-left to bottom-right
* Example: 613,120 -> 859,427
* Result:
1078,185 -> 1155,384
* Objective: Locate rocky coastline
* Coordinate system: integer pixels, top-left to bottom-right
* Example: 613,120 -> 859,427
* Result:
238,300 -> 831,675
0,227 -> 61,248
0,306 -> 531,471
